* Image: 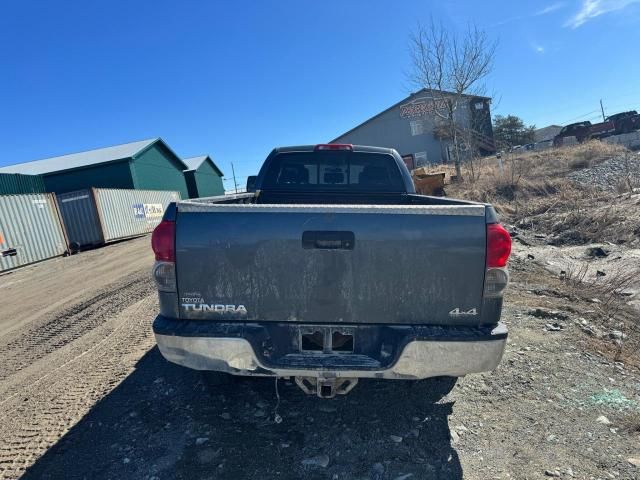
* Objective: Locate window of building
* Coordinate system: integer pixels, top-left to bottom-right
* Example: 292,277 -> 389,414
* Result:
414,151 -> 428,166
410,119 -> 424,136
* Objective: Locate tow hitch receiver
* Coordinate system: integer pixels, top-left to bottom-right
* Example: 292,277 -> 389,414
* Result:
295,376 -> 358,398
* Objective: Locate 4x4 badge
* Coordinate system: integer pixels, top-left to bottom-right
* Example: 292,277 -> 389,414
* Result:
449,308 -> 478,317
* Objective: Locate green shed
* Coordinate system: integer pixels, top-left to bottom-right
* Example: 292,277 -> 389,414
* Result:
0,173 -> 46,195
182,155 -> 225,198
0,138 -> 189,198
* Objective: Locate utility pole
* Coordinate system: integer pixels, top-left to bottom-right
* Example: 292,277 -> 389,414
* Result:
600,99 -> 606,122
231,162 -> 238,194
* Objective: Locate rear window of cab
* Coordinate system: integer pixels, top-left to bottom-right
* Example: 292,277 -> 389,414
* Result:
262,151 -> 405,192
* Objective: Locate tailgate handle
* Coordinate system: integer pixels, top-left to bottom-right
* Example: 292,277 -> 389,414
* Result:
302,231 -> 355,250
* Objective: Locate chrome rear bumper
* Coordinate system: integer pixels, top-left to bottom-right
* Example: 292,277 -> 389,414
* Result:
154,322 -> 507,380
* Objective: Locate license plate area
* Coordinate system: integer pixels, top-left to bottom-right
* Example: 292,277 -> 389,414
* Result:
299,326 -> 354,353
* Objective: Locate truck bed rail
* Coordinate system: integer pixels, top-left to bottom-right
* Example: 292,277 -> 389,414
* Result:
177,202 -> 486,216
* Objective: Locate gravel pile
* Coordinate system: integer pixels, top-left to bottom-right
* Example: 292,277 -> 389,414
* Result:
569,154 -> 640,191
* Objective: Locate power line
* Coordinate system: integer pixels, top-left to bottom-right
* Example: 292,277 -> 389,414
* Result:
223,175 -> 249,180
558,110 -> 600,125
557,102 -> 640,125
529,96 -> 640,126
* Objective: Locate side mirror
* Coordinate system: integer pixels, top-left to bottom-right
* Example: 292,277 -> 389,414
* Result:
246,175 -> 257,192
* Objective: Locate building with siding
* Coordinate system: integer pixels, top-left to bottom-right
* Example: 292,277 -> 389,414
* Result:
0,138 -> 190,198
331,89 -> 495,169
182,155 -> 225,198
0,173 -> 46,195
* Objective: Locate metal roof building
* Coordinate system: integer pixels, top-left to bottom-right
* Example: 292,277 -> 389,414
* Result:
331,89 -> 495,169
182,155 -> 225,198
0,138 -> 190,198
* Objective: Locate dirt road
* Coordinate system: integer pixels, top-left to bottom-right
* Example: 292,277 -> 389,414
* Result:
0,236 -> 638,480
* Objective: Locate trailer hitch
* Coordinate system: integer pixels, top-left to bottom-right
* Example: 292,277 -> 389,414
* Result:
294,376 -> 358,398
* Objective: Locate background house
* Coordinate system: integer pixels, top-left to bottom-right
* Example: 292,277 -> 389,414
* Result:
331,88 -> 495,169
0,138 -> 190,198
182,155 -> 225,198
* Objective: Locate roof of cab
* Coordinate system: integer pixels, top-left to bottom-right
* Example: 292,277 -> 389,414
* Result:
272,145 -> 397,154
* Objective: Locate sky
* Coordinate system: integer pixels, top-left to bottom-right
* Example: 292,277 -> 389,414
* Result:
1,0 -> 640,189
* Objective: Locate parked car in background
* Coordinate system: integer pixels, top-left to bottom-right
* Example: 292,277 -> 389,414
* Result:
588,119 -> 617,139
553,121 -> 592,146
554,111 -> 640,146
606,111 -> 640,135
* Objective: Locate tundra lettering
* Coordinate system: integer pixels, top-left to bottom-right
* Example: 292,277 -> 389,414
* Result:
181,304 -> 248,314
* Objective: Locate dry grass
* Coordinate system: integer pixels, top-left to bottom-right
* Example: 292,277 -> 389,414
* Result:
565,141 -> 627,170
567,264 -> 640,364
450,140 -> 627,202
614,152 -> 640,194
507,259 -> 640,369
447,141 -> 640,369
453,141 -> 640,366
444,141 -> 638,244
563,262 -> 639,314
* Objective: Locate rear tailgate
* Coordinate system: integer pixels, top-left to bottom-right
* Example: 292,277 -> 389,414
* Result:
175,203 -> 487,326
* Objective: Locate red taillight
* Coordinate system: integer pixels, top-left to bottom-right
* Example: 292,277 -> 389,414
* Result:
315,144 -> 353,151
487,223 -> 511,268
152,220 -> 175,262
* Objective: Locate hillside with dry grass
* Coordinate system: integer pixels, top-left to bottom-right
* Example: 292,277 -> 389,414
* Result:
444,141 -> 640,370
448,141 -> 640,246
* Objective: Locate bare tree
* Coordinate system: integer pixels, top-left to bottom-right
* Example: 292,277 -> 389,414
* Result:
408,19 -> 497,181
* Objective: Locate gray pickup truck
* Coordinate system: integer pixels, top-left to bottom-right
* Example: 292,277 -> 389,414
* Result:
151,144 -> 511,398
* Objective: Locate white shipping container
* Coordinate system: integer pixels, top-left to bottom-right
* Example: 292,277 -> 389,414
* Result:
0,193 -> 68,272
57,188 -> 180,251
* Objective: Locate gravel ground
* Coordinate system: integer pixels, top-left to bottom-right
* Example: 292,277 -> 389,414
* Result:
0,236 -> 639,480
568,154 -> 640,191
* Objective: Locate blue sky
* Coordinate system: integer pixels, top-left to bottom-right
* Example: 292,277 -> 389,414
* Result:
1,0 -> 639,189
